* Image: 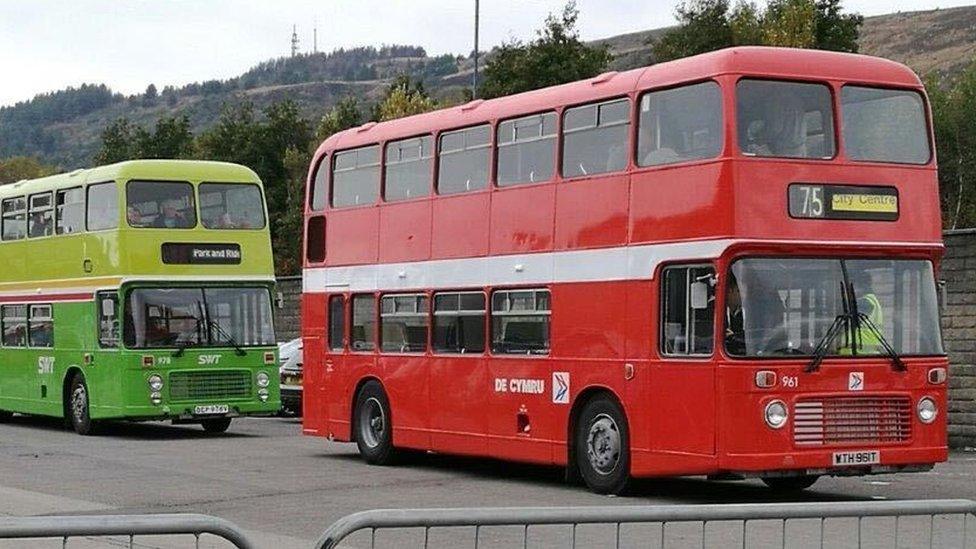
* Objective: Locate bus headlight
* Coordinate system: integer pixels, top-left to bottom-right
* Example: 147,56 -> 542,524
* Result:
150,392 -> 162,405
764,400 -> 788,429
148,374 -> 164,392
258,388 -> 269,402
256,372 -> 270,388
917,397 -> 938,424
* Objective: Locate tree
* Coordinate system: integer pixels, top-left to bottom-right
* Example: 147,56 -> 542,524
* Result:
652,0 -> 862,62
763,0 -> 817,48
0,156 -> 56,184
143,84 -> 158,107
95,116 -> 193,164
653,0 -> 737,63
478,1 -> 611,99
374,76 -> 438,122
95,118 -> 136,164
813,0 -> 863,53
929,65 -> 976,229
316,96 -> 364,142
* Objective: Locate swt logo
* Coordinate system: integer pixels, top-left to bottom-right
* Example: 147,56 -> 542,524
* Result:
197,355 -> 222,365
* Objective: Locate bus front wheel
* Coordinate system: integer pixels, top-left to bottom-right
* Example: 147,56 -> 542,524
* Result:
68,374 -> 97,436
201,418 -> 232,433
354,381 -> 397,465
574,394 -> 631,495
761,475 -> 819,492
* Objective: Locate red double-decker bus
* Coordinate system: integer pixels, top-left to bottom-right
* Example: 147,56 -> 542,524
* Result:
300,47 -> 947,494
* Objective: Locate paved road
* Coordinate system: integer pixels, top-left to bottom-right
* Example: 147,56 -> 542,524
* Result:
0,416 -> 973,547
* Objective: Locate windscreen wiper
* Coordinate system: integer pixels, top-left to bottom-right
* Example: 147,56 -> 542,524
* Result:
855,312 -> 907,372
172,338 -> 198,358
807,279 -> 854,373
206,317 -> 247,357
805,313 -> 849,373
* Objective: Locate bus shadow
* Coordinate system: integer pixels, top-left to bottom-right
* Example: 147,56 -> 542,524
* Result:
1,414 -> 255,440
328,450 -> 873,504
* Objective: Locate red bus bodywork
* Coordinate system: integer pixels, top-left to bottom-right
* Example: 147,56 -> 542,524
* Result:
301,47 -> 947,481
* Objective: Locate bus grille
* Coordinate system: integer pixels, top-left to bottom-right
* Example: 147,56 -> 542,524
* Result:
169,370 -> 252,402
793,396 -> 912,446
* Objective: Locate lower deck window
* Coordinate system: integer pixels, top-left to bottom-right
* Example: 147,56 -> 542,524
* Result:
351,295 -> 376,351
491,289 -> 550,355
380,294 -> 429,353
1,305 -> 27,347
28,304 -> 53,348
661,265 -> 715,356
433,292 -> 485,354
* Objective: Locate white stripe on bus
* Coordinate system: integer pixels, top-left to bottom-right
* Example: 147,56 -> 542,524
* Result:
302,238 -> 938,293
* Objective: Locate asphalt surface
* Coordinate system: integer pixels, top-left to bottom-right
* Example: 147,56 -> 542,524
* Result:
0,415 -> 973,548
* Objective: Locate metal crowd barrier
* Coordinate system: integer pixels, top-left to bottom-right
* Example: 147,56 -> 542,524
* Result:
315,499 -> 976,549
0,513 -> 255,548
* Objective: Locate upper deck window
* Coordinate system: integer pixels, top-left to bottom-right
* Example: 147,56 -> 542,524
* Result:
563,98 -> 630,178
497,112 -> 556,187
28,192 -> 53,238
87,182 -> 118,231
333,146 -> 380,208
638,82 -> 723,167
1,197 -> 26,241
437,125 -> 490,195
199,183 -> 266,229
737,79 -> 835,160
56,187 -> 85,235
309,156 -> 328,211
384,136 -> 433,202
842,86 -> 930,165
126,181 -> 195,229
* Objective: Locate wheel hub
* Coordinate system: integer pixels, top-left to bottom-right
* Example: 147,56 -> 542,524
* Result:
71,386 -> 87,423
586,414 -> 620,475
360,397 -> 386,449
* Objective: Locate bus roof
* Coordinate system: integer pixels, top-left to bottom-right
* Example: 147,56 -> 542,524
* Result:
1,159 -> 261,198
316,46 -> 923,155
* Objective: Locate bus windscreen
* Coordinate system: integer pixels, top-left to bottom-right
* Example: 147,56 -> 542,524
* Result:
725,258 -> 943,358
124,287 -> 275,349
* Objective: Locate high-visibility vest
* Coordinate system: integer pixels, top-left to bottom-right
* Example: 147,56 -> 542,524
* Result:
839,293 -> 884,355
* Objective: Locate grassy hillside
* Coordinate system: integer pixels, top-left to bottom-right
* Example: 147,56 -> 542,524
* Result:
2,6 -> 974,170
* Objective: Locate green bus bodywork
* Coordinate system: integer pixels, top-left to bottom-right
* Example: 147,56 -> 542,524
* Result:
0,160 -> 280,432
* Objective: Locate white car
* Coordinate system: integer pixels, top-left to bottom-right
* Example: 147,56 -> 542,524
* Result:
277,338 -> 303,416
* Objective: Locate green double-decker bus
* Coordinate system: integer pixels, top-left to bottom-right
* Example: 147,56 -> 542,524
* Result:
0,160 -> 280,434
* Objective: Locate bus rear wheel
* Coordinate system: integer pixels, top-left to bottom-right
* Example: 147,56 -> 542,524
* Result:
761,475 -> 819,492
574,394 -> 631,495
67,374 -> 97,436
201,418 -> 232,433
354,381 -> 397,465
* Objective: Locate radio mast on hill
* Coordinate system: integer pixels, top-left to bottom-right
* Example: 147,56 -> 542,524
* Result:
291,25 -> 300,57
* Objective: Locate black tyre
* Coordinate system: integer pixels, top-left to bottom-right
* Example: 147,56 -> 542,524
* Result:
201,418 -> 232,433
761,475 -> 819,492
574,394 -> 631,495
354,381 -> 397,465
0,410 -> 12,422
68,374 -> 97,436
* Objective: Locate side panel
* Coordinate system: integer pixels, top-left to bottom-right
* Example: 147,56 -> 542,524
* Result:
325,208 -> 379,266
302,292 -> 328,435
379,201 -> 432,263
555,174 -> 630,250
429,355 -> 489,455
431,192 -> 490,259
489,185 -> 555,255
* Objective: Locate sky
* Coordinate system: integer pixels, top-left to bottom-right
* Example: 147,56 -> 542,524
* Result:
1,0 -> 974,107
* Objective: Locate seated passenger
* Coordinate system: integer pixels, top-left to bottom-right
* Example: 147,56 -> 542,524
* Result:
152,202 -> 193,228
127,207 -> 145,227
